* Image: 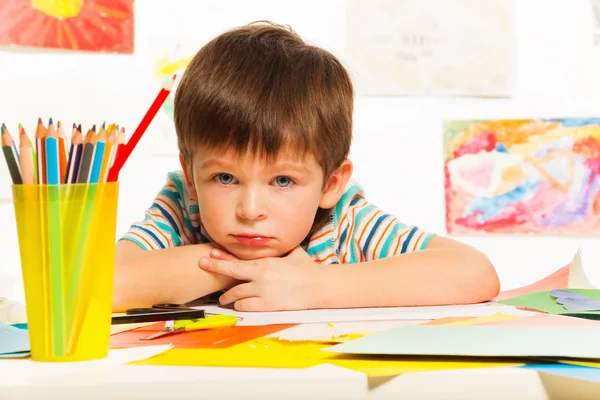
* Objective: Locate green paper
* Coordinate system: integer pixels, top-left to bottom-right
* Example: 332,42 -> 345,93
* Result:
498,289 -> 600,317
325,326 -> 600,359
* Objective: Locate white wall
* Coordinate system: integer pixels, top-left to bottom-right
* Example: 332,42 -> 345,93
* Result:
1,0 -> 600,302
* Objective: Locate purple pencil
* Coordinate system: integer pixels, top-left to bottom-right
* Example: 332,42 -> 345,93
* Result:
65,125 -> 83,184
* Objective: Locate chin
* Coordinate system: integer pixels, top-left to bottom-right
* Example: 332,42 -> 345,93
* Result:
227,246 -> 287,260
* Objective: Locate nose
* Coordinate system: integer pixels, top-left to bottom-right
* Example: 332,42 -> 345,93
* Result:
236,185 -> 268,221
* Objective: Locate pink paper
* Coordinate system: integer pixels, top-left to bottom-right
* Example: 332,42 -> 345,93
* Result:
494,265 -> 569,301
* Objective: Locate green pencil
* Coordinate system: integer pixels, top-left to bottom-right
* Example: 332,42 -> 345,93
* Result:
2,128 -> 23,184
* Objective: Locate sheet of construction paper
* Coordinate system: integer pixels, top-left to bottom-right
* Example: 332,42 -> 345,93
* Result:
270,320 -> 422,342
134,336 -> 523,376
109,321 -> 294,349
493,247 -> 594,301
430,313 -> 520,326
199,303 -> 527,326
420,317 -> 476,326
498,289 -> 600,317
494,265 -> 569,301
0,323 -> 30,357
567,248 -> 596,289
551,289 -> 600,311
325,326 -> 600,359
479,313 -> 600,327
523,363 -> 600,382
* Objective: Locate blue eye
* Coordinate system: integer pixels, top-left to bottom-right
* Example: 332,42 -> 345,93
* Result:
274,176 -> 293,187
216,173 -> 235,185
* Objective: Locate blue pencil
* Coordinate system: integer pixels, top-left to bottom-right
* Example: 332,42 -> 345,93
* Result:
88,127 -> 106,183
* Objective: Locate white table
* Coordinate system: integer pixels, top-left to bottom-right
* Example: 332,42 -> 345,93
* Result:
3,315 -> 599,399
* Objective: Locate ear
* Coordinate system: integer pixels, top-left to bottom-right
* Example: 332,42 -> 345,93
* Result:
319,159 -> 353,209
179,153 -> 198,201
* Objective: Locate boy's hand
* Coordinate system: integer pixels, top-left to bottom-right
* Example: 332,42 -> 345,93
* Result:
198,247 -> 321,311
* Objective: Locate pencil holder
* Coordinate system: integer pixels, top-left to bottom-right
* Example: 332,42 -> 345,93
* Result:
12,182 -> 119,362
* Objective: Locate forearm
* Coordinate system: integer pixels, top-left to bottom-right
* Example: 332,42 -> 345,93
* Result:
113,242 -> 238,311
316,247 -> 499,308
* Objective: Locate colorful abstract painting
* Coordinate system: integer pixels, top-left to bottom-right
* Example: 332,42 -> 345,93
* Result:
0,0 -> 134,53
444,119 -> 600,234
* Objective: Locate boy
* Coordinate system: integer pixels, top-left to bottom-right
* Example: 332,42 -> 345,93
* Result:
113,21 -> 499,312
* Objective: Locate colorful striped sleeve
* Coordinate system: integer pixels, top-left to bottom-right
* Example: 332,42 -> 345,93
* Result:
334,182 -> 435,264
119,171 -> 196,251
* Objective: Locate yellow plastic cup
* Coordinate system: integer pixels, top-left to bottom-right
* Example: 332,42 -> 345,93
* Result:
12,182 -> 119,362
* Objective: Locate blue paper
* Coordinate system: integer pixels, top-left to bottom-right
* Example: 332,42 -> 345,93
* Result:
523,363 -> 600,382
0,323 -> 30,357
550,289 -> 600,311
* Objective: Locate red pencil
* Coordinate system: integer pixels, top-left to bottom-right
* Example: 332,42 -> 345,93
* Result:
107,75 -> 176,182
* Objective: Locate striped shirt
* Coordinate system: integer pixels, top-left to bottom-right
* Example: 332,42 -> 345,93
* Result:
121,171 -> 435,263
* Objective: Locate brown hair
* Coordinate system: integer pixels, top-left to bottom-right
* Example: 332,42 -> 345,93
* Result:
174,21 -> 354,180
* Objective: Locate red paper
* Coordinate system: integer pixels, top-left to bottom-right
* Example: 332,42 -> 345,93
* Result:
0,0 -> 134,53
110,322 -> 296,349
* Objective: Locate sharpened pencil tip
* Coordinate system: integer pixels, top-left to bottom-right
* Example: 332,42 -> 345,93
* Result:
18,123 -> 23,130
0,123 -> 5,134
91,124 -> 96,132
102,121 -> 106,130
49,117 -> 53,125
78,124 -> 82,132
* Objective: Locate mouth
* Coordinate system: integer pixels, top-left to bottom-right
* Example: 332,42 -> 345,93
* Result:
232,234 -> 273,247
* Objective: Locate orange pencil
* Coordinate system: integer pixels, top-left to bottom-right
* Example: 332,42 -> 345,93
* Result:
18,125 -> 35,184
35,118 -> 47,184
56,121 -> 68,183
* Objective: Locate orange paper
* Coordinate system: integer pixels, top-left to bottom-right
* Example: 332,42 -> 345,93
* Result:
109,322 -> 295,349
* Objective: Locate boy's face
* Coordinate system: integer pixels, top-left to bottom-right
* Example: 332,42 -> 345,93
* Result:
181,147 -> 351,260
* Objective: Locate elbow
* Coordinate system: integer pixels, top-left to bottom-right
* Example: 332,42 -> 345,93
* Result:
461,250 -> 500,303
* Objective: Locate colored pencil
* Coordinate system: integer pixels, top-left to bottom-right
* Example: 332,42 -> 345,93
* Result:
107,75 -> 176,182
65,125 -> 83,184
88,126 -> 106,183
1,128 -> 22,184
45,118 -> 66,356
36,118 -> 47,184
1,123 -> 20,164
99,125 -> 117,183
18,125 -> 35,184
56,121 -> 68,183
76,127 -> 95,184
45,119 -> 60,185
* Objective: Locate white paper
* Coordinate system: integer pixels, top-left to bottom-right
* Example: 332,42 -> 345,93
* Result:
199,303 -> 529,326
269,320 -> 424,341
345,0 -> 516,97
0,345 -> 171,386
568,247 -> 596,289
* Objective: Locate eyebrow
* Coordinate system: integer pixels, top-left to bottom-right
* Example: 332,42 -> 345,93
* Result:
199,159 -> 312,174
199,159 -> 233,169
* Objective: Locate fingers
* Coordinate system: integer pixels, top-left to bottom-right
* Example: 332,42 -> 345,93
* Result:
219,283 -> 256,305
199,257 -> 254,281
210,247 -> 238,261
233,297 -> 264,312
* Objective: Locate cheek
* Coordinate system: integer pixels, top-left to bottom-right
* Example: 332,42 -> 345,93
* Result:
196,187 -> 230,234
272,192 -> 321,236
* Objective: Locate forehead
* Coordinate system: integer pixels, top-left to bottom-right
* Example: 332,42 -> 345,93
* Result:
194,145 -> 321,169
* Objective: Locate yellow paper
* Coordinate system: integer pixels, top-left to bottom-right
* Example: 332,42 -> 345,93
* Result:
438,313 -> 520,326
134,337 -> 524,376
